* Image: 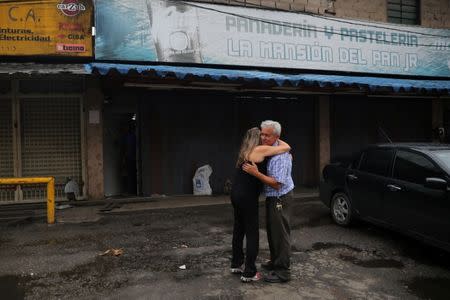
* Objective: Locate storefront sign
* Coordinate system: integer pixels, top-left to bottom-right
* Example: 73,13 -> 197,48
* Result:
95,0 -> 450,77
0,0 -> 93,57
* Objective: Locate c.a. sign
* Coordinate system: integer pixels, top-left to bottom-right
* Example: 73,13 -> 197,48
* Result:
0,0 -> 93,57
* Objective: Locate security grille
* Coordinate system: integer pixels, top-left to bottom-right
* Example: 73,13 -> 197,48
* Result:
387,0 -> 419,25
0,98 -> 15,202
20,97 -> 82,201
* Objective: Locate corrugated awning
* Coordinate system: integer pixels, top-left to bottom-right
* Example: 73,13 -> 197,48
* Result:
86,62 -> 450,94
0,63 -> 88,75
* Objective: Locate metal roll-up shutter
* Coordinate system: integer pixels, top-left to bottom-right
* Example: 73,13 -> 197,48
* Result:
0,98 -> 15,202
20,97 -> 82,201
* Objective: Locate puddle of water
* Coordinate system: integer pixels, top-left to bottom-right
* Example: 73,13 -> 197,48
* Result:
292,215 -> 332,229
312,242 -> 362,252
407,277 -> 450,300
339,254 -> 404,269
0,275 -> 26,300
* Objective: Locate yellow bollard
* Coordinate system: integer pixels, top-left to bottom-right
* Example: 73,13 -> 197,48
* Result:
47,177 -> 55,224
0,177 -> 55,224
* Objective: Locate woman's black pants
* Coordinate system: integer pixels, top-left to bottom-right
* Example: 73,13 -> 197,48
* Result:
231,197 -> 259,277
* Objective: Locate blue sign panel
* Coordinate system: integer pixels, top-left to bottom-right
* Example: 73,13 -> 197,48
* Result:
95,0 -> 450,77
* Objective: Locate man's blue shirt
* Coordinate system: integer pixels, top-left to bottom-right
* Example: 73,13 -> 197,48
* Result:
265,151 -> 294,197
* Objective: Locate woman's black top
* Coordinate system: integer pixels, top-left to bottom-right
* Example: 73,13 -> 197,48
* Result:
231,158 -> 268,201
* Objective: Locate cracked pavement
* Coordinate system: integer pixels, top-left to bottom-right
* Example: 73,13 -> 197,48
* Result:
1,197 -> 450,299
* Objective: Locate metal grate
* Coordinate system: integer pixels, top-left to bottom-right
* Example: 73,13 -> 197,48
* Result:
19,79 -> 84,94
20,97 -> 82,201
0,98 -> 15,202
0,80 -> 11,94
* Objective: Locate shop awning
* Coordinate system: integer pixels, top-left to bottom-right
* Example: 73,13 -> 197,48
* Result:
85,62 -> 450,95
0,63 -> 88,75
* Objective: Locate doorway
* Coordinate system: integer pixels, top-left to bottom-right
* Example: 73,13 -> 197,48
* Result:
103,104 -> 138,197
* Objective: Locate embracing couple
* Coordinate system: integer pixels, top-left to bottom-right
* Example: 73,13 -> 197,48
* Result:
230,120 -> 294,283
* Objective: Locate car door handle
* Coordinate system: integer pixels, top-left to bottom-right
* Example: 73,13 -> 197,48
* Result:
387,184 -> 402,192
347,174 -> 358,181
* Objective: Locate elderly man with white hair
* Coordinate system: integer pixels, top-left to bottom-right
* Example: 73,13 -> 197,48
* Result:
243,120 -> 294,283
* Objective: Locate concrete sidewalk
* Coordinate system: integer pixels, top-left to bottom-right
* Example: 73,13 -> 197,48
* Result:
56,189 -> 319,224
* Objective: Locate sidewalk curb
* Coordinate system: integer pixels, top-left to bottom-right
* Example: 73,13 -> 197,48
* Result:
99,195 -> 321,216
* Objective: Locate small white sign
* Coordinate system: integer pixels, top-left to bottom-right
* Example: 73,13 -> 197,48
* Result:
89,110 -> 100,124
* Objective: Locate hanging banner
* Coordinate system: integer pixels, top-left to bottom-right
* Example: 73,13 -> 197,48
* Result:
95,0 -> 450,77
0,0 -> 93,57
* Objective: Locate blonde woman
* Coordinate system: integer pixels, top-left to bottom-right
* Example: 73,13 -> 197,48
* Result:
230,127 -> 290,282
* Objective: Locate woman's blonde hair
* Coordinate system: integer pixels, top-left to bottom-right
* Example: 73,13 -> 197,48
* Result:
236,127 -> 261,167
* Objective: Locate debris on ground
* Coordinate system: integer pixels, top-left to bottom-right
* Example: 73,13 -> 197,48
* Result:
179,265 -> 186,270
100,248 -> 124,257
56,204 -> 72,210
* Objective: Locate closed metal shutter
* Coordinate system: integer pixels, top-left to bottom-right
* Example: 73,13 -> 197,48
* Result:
20,97 -> 82,201
0,98 -> 15,202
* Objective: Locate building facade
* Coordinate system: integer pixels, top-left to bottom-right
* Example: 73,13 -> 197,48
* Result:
1,0 -> 450,202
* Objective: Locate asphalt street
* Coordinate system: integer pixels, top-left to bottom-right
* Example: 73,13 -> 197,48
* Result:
1,197 -> 450,299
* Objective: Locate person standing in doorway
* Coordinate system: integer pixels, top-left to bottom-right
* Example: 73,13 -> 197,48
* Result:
230,127 -> 291,283
243,120 -> 294,283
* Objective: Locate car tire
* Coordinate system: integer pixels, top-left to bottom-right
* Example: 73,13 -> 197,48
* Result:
331,192 -> 352,226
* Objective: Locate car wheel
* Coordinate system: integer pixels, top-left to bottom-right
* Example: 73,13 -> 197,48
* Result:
331,192 -> 352,226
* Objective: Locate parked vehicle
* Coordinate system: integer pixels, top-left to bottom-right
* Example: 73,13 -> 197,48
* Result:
320,144 -> 450,251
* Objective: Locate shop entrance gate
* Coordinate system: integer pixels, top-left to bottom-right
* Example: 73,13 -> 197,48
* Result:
0,78 -> 85,203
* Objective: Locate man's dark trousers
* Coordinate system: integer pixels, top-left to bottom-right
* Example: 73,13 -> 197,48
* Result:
265,190 -> 293,281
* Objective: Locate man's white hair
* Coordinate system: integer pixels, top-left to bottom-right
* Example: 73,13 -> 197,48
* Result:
261,120 -> 282,136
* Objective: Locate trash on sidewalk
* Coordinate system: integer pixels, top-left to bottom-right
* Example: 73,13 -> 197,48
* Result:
150,194 -> 166,198
64,177 -> 79,202
223,178 -> 232,195
179,264 -> 186,270
193,164 -> 213,195
180,244 -> 188,248
100,248 -> 124,257
56,204 -> 72,210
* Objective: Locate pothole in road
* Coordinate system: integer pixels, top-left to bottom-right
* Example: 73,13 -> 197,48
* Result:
311,242 -> 362,252
406,277 -> 450,300
59,256 -> 118,283
339,254 -> 404,269
292,215 -> 332,229
0,275 -> 27,300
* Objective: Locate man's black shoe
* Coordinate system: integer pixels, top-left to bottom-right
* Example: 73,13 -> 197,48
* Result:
264,272 -> 289,283
261,261 -> 274,271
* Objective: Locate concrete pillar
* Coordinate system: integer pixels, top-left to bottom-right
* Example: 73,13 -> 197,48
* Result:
317,96 -> 330,179
84,78 -> 104,199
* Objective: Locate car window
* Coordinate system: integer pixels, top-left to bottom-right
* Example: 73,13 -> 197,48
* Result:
393,150 -> 441,185
433,150 -> 450,170
359,149 -> 394,176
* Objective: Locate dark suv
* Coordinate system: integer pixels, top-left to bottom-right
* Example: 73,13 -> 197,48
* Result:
320,144 -> 450,251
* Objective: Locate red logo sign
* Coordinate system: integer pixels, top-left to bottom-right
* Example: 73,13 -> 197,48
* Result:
59,23 -> 84,32
57,0 -> 86,17
56,43 -> 86,53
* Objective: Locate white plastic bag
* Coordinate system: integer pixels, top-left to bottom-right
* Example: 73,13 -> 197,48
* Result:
64,177 -> 79,201
193,165 -> 212,195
